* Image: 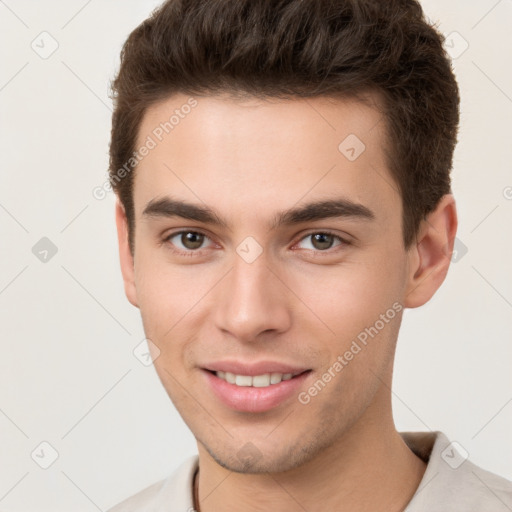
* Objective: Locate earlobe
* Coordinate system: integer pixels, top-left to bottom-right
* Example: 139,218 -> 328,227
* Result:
115,199 -> 139,308
403,194 -> 458,309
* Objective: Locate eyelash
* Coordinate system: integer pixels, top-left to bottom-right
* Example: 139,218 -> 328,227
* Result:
162,230 -> 351,257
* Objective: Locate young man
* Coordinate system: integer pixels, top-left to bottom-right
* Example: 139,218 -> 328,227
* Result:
107,0 -> 512,510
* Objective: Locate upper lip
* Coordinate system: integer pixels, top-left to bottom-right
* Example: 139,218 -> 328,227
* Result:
203,360 -> 310,376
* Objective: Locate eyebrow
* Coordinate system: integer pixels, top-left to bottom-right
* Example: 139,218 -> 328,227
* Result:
142,196 -> 375,230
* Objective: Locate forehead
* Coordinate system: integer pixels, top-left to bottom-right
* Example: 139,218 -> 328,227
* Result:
133,92 -> 399,227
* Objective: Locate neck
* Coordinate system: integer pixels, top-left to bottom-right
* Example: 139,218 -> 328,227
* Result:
194,386 -> 427,512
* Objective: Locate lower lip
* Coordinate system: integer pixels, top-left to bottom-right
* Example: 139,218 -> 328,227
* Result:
203,370 -> 311,413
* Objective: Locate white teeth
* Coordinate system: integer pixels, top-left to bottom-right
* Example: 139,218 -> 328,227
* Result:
215,371 -> 300,387
270,373 -> 282,384
235,375 -> 252,386
252,374 -> 270,387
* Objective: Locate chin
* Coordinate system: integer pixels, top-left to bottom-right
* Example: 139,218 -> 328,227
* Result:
200,435 -> 323,475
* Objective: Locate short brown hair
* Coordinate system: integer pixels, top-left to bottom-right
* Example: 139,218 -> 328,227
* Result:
108,0 -> 460,254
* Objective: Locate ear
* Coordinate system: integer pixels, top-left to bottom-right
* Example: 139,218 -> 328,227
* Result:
115,199 -> 139,308
404,194 -> 458,308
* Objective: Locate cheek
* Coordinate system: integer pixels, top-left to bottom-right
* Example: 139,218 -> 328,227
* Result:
286,248 -> 405,384
134,280 -> 181,367
296,270 -> 402,421
134,249 -> 197,327
290,255 -> 403,332
133,251 -> 217,366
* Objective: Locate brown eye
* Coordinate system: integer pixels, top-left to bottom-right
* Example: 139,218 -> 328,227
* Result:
310,233 -> 336,250
295,232 -> 348,253
179,232 -> 204,250
164,231 -> 212,253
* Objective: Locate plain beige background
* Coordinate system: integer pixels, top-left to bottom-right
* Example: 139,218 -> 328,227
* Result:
0,0 -> 511,510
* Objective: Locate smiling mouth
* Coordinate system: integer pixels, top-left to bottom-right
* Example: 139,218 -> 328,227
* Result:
206,369 -> 311,388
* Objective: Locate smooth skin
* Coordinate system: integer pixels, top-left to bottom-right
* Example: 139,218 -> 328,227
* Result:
116,92 -> 458,512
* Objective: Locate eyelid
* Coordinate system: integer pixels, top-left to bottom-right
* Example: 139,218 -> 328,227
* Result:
162,229 -> 216,254
292,230 -> 352,251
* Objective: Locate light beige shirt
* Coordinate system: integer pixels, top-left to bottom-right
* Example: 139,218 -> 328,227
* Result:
107,431 -> 512,511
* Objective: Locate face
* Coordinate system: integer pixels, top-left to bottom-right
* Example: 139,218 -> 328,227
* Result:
116,92 -> 452,474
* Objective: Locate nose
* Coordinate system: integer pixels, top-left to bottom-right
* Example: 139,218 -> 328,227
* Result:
213,252 -> 292,343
